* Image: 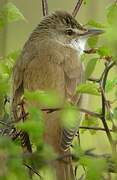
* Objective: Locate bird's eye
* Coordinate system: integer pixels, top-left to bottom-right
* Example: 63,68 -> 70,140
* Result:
66,29 -> 74,36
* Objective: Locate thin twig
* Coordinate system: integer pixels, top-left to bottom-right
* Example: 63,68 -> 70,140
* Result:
84,48 -> 98,54
100,87 -> 114,127
41,0 -> 48,16
0,120 -> 9,126
101,62 -> 115,89
79,108 -> 101,118
79,126 -> 113,132
11,112 -> 29,124
41,107 -> 61,113
24,163 -> 42,178
72,0 -> 84,17
88,78 -> 100,83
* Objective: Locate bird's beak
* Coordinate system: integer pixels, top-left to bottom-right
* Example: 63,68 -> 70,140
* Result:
79,28 -> 105,37
87,29 -> 105,36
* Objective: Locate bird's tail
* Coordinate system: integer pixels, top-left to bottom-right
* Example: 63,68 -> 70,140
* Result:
53,151 -> 75,180
43,112 -> 75,180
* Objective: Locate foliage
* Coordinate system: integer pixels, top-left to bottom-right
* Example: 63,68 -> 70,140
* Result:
60,104 -> 80,129
25,90 -> 61,108
76,82 -> 100,96
0,2 -> 25,29
85,58 -> 98,79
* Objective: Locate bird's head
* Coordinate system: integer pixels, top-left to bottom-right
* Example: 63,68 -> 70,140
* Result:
38,11 -> 104,54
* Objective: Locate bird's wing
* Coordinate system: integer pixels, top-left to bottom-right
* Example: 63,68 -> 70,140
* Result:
11,39 -> 66,119
11,39 -> 39,119
61,46 -> 84,151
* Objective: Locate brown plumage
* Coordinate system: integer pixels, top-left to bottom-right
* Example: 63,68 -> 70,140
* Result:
11,11 -> 103,180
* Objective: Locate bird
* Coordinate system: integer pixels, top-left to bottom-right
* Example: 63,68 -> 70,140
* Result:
11,11 -> 104,180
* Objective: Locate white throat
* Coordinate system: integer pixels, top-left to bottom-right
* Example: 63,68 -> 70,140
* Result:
70,38 -> 87,56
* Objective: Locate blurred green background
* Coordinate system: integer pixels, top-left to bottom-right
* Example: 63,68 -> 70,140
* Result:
0,0 -> 115,157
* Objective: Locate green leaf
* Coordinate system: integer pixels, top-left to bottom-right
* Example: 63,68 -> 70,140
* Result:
0,75 -> 9,94
105,78 -> 117,93
5,50 -> 20,74
0,15 -> 4,29
80,157 -> 106,180
61,105 -> 80,129
73,145 -> 84,159
0,50 -> 20,77
7,49 -> 21,61
0,75 -> 9,116
0,2 -> 25,28
107,2 -> 117,24
37,144 -> 57,162
0,136 -> 21,156
17,106 -> 44,145
81,114 -> 99,134
0,62 -> 10,75
25,90 -> 61,108
85,58 -> 98,79
113,107 -> 117,120
87,20 -> 105,28
0,137 -> 28,180
76,83 -> 100,96
97,46 -> 112,57
88,36 -> 99,48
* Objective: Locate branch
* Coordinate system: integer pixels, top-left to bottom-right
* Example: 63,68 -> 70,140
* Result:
101,61 -> 115,89
54,151 -> 117,173
72,0 -> 84,17
100,61 -> 116,153
41,107 -> 101,118
41,0 -> 49,16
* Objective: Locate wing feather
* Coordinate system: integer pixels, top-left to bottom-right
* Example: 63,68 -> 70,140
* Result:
61,47 -> 84,151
